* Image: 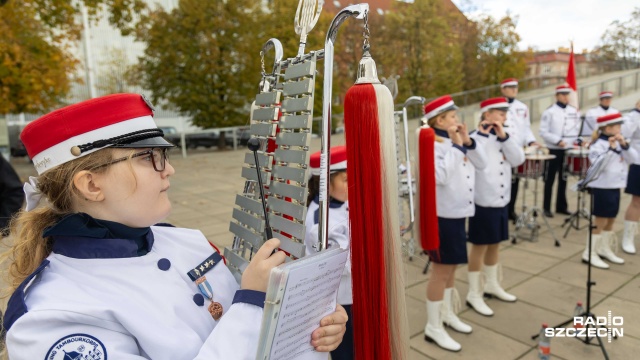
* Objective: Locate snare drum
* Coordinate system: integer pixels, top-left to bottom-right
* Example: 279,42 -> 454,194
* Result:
515,154 -> 556,179
564,149 -> 590,177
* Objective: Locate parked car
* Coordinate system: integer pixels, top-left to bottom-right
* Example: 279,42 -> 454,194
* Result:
224,127 -> 252,147
187,131 -> 220,148
159,126 -> 181,146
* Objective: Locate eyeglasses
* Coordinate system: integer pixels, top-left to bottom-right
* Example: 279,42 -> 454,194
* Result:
92,148 -> 169,172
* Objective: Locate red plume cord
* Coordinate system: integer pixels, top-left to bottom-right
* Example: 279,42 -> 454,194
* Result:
344,83 -> 391,359
418,127 -> 439,251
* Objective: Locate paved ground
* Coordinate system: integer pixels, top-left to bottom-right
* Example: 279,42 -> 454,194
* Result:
8,129 -> 639,360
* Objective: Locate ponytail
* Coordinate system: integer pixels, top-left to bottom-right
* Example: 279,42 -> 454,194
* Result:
1,148 -> 116,299
307,175 -> 320,207
426,116 -> 445,143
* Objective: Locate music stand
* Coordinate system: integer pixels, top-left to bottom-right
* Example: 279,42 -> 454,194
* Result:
531,154 -> 614,359
562,116 -> 591,238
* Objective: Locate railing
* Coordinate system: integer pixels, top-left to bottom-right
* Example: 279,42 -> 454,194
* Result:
454,69 -> 640,125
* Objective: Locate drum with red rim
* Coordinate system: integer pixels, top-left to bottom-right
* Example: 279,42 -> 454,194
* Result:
564,148 -> 590,177
515,154 -> 556,179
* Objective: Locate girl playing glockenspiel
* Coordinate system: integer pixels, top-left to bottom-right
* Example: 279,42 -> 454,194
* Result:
584,113 -> 639,269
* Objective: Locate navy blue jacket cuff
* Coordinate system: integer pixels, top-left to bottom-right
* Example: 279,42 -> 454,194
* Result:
464,138 -> 477,150
453,144 -> 467,154
233,289 -> 266,308
497,133 -> 510,142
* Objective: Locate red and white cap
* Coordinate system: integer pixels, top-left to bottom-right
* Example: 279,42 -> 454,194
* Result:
555,85 -> 572,94
309,145 -> 347,176
500,78 -> 518,87
480,97 -> 509,113
597,113 -> 624,128
423,95 -> 458,120
599,91 -> 613,99
21,93 -> 173,175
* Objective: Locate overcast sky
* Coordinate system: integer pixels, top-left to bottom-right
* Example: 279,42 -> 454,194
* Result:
451,0 -> 635,52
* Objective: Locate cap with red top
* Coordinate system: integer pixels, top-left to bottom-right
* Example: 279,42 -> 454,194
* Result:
599,91 -> 613,99
555,85 -> 572,94
597,113 -> 624,128
423,95 -> 458,120
309,145 -> 347,176
480,97 -> 509,113
500,78 -> 518,88
21,93 -> 173,175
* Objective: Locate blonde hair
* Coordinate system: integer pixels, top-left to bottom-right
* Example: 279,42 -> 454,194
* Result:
426,112 -> 450,143
591,129 -> 601,143
0,149 -> 118,297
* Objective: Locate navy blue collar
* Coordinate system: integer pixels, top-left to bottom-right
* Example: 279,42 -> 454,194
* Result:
507,97 -> 515,104
45,213 -> 154,259
313,195 -> 345,209
600,105 -> 609,111
634,108 -> 640,113
434,128 -> 449,138
556,101 -> 567,109
599,133 -> 611,141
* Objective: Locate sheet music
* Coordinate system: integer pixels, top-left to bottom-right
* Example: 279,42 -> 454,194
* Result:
258,248 -> 348,360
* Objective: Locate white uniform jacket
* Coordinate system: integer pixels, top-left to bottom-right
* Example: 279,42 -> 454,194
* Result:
304,197 -> 352,305
582,105 -> 619,136
505,98 -> 536,147
623,109 -> 640,164
433,130 -> 488,218
471,131 -> 525,207
4,224 -> 263,360
539,103 -> 581,149
588,135 -> 639,189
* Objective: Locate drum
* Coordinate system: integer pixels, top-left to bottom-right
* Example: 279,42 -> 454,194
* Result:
564,149 -> 590,177
515,154 -> 556,179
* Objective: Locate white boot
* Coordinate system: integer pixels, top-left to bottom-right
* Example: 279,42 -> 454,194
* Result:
442,288 -> 473,334
483,264 -> 517,302
597,231 -> 625,264
621,221 -> 638,254
582,234 -> 609,269
465,271 -> 493,316
424,300 -> 462,352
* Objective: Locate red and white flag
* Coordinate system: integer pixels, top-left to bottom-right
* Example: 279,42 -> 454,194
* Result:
566,42 -> 579,109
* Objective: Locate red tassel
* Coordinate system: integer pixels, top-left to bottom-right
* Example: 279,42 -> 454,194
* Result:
418,127 -> 439,251
344,83 -> 391,360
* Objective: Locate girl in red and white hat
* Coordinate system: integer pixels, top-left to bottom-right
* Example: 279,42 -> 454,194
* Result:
1,94 -> 347,359
417,95 -> 487,352
582,113 -> 639,269
304,145 -> 353,360
466,97 -> 524,316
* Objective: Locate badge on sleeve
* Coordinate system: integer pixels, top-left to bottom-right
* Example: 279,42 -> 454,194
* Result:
45,334 -> 107,360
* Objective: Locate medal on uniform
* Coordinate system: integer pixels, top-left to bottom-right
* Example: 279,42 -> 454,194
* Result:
188,253 -> 224,320
196,276 -> 224,320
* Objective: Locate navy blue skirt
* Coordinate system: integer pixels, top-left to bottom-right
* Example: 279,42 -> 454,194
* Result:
427,217 -> 468,264
625,164 -> 640,196
468,205 -> 509,245
592,188 -> 620,218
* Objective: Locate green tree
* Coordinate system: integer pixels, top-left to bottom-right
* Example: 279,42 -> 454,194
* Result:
595,7 -> 640,70
375,0 -> 465,101
134,0 -> 264,130
474,14 -> 527,88
0,0 -> 147,114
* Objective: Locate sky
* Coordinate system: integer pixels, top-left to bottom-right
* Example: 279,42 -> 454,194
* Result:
451,0 -> 635,52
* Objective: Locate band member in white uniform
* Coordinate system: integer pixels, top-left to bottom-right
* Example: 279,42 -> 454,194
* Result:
621,100 -> 640,254
420,95 -> 487,352
581,91 -> 618,137
304,146 -> 353,360
584,113 -> 638,269
467,97 -> 525,317
1,94 -> 347,360
500,78 -> 540,221
539,85 -> 581,218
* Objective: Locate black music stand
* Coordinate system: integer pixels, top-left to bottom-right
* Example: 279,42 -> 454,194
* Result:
562,117 -> 591,238
531,159 -> 614,359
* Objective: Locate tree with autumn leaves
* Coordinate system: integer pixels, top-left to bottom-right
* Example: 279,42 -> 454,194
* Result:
2,0 -> 529,129
0,0 -> 146,115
